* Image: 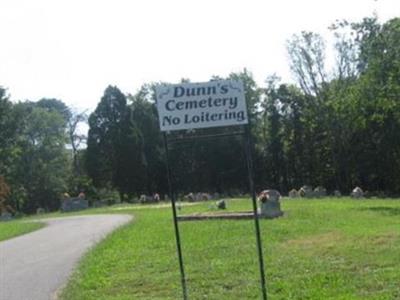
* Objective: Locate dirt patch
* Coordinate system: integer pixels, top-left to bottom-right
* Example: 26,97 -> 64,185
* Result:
366,232 -> 398,245
285,231 -> 344,250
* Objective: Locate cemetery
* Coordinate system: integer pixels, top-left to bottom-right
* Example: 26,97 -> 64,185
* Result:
1,5 -> 400,298
1,182 -> 399,299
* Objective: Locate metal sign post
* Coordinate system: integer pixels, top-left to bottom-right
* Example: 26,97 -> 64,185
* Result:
163,132 -> 188,300
158,80 -> 268,299
245,124 -> 268,300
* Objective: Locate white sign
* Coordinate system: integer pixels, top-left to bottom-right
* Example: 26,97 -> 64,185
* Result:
156,80 -> 248,131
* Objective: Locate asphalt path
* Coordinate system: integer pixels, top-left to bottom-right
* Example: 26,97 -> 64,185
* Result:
0,214 -> 132,300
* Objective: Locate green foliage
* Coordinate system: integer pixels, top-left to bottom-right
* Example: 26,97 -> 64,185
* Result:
0,87 -> 19,177
68,174 -> 94,198
86,86 -> 127,193
36,98 -> 71,123
94,188 -> 121,205
0,97 -> 70,213
276,16 -> 400,194
13,103 -> 69,212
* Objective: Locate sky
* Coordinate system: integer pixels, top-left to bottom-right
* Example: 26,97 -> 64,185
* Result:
1,0 -> 399,112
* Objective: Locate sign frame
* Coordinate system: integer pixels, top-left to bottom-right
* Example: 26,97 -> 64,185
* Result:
158,80 -> 268,300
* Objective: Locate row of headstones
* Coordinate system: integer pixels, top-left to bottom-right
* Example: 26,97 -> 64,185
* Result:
288,186 -> 365,198
61,192 -> 219,209
60,197 -> 89,212
213,189 -> 284,219
183,192 -> 219,202
139,192 -> 222,203
139,193 -> 161,204
36,185 -> 369,215
0,211 -> 13,221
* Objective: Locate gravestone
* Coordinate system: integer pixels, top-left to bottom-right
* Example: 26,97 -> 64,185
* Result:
334,190 -> 342,197
61,197 -> 88,212
139,194 -> 146,203
258,190 -> 284,219
351,187 -> 364,199
153,193 -> 160,202
140,194 -> 158,204
288,189 -> 299,198
299,185 -> 313,198
216,200 -> 226,210
0,212 -> 13,221
201,193 -> 211,201
313,186 -> 327,198
36,207 -> 46,214
184,193 -> 195,202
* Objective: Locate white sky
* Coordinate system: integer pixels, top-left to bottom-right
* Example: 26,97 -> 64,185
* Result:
1,0 -> 399,111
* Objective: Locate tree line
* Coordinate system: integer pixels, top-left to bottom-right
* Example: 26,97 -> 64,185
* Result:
1,17 -> 399,213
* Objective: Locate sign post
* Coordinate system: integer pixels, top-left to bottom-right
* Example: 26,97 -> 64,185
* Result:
163,132 -> 188,300
156,80 -> 267,300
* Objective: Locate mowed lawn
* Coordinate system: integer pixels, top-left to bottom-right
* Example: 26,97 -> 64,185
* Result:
0,220 -> 45,242
60,198 -> 400,300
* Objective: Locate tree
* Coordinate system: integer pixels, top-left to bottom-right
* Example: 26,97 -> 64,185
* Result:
287,31 -> 327,98
36,98 -> 71,124
0,175 -> 10,202
67,110 -> 88,177
86,86 -> 127,198
125,85 -> 164,196
350,17 -> 400,192
9,102 -> 70,212
0,88 -> 19,176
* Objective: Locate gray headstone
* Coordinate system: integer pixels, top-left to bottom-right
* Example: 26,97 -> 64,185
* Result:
351,187 -> 364,199
195,193 -> 203,201
153,193 -> 160,202
313,186 -> 327,198
201,193 -> 211,201
288,189 -> 299,198
258,190 -> 283,218
0,212 -> 13,221
61,197 -> 89,212
184,193 -> 195,202
299,185 -> 313,198
216,200 -> 226,209
334,190 -> 342,197
36,208 -> 46,214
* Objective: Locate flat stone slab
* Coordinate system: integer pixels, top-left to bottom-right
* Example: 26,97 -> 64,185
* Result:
178,211 -> 283,221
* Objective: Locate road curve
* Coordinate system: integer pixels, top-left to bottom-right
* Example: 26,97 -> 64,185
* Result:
0,214 -> 133,300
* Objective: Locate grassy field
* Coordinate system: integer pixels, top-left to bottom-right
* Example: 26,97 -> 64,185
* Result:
0,220 -> 45,241
57,198 -> 400,300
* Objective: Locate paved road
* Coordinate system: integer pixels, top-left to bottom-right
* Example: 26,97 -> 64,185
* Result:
0,214 -> 132,300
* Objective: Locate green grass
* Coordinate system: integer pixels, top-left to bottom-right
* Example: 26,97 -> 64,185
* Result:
60,198 -> 400,300
0,220 -> 45,241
